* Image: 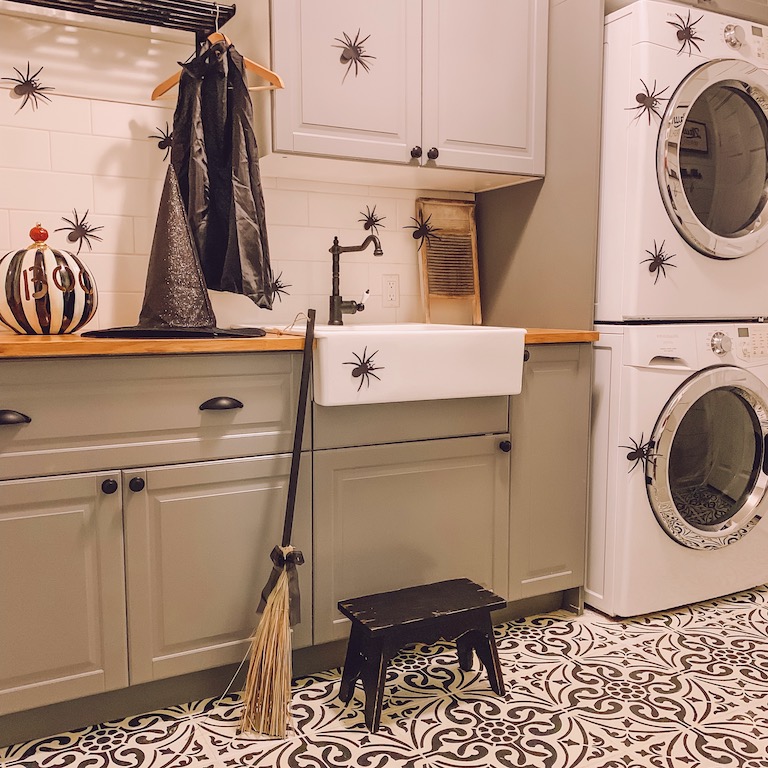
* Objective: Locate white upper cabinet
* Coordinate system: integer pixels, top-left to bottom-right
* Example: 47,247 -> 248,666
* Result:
271,0 -> 547,179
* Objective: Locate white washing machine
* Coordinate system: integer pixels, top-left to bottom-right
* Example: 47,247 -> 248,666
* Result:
587,322 -> 768,616
596,0 -> 768,322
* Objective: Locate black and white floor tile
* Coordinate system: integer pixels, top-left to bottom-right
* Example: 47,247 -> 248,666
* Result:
3,586 -> 768,767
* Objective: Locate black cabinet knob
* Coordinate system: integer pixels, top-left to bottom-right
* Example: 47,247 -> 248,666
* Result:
129,477 -> 145,492
499,440 -> 512,453
0,409 -> 31,425
101,478 -> 118,495
427,147 -> 439,160
199,396 -> 244,411
523,349 -> 530,362
410,146 -> 423,158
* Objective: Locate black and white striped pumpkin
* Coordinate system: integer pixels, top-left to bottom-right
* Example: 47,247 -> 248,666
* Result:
0,225 -> 97,334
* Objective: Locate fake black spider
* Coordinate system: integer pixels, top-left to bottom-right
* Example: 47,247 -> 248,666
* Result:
620,434 -> 655,473
405,211 -> 441,251
668,11 -> 704,56
55,209 -> 104,255
149,123 -> 173,161
344,346 -> 384,391
627,79 -> 669,125
333,29 -> 375,83
2,62 -> 54,111
358,205 -> 386,235
641,240 -> 677,284
268,271 -> 291,303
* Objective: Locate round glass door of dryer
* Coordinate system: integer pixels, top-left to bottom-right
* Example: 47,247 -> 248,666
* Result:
657,59 -> 768,259
645,366 -> 768,548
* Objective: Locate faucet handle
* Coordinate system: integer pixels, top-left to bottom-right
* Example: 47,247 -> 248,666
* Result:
355,289 -> 370,312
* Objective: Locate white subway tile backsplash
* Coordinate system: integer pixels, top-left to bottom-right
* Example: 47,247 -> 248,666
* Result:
90,101 -> 174,141
262,188 -> 310,227
0,89 -> 92,134
51,132 -> 165,180
89,253 -> 149,294
0,126 -> 50,170
92,175 -> 162,217
0,168 -> 92,211
0,209 -> 10,251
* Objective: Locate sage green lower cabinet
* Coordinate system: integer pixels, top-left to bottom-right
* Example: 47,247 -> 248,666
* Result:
508,343 -> 592,601
313,434 -> 511,644
0,471 -> 128,716
122,455 -> 312,684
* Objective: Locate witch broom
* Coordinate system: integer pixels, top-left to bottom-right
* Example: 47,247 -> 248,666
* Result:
240,308 -> 316,737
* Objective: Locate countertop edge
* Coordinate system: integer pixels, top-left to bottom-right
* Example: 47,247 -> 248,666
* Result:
0,328 -> 598,359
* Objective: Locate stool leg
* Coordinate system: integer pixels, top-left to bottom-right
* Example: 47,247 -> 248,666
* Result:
339,623 -> 366,703
474,613 -> 505,696
360,637 -> 390,733
455,632 -> 475,672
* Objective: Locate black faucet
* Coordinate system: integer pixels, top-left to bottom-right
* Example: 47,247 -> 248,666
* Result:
328,235 -> 384,325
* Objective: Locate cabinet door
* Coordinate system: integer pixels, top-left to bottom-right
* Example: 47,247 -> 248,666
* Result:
272,0 -> 421,163
508,344 -> 592,601
0,472 -> 128,715
421,0 -> 548,174
313,435 -> 510,644
123,455 -> 312,684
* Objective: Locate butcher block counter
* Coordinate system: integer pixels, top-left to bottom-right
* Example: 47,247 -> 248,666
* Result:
0,327 -> 597,358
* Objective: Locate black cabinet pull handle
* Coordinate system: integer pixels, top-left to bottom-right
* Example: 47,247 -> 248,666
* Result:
410,146 -> 423,158
499,440 -> 512,453
101,479 -> 118,495
0,409 -> 31,425
199,396 -> 244,411
129,477 -> 145,493
523,349 -> 530,362
427,147 -> 439,160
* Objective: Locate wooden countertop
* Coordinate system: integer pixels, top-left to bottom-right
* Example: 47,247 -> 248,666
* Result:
0,327 -> 597,359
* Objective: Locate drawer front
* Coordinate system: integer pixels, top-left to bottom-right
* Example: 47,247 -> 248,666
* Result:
0,353 -> 304,479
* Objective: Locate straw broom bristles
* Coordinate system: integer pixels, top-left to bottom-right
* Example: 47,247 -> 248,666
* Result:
239,566 -> 292,738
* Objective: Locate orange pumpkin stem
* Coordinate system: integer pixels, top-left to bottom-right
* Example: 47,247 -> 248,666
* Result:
29,224 -> 48,243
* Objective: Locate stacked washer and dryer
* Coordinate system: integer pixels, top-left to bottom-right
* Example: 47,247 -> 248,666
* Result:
587,0 -> 768,616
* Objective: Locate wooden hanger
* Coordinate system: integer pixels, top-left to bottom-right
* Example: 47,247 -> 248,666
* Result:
151,32 -> 284,101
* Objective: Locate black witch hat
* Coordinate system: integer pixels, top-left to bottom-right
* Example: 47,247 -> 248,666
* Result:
84,165 -> 264,339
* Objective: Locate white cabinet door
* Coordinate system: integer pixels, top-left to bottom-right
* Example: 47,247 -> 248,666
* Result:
422,0 -> 548,175
271,0 -> 547,175
272,0 -> 422,163
313,435 -> 510,644
123,455 -> 312,684
0,472 -> 128,715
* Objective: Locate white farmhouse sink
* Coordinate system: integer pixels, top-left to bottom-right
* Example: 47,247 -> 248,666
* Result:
309,323 -> 527,407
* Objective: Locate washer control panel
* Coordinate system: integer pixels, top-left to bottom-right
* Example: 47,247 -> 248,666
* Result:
710,331 -> 733,356
734,326 -> 768,360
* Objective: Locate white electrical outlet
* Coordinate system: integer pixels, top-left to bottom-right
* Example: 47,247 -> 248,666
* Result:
383,275 -> 400,308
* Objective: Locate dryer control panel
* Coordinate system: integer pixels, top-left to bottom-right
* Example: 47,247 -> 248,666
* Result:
733,326 -> 768,360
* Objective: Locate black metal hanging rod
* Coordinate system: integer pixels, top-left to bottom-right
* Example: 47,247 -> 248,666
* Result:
10,0 -> 236,35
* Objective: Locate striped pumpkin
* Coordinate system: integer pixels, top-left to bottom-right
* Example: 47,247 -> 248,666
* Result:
0,225 -> 98,335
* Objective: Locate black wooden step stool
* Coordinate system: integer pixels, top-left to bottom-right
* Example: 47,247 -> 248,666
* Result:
337,578 -> 507,732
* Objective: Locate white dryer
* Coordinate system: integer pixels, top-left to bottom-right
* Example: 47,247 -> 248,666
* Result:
596,0 -> 768,322
587,322 -> 768,616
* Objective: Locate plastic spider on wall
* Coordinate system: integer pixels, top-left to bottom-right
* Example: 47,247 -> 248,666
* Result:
405,210 -> 441,251
268,271 -> 291,303
344,347 -> 384,391
668,11 -> 704,56
627,79 -> 669,125
2,62 -> 54,111
358,205 -> 386,235
55,210 -> 104,255
641,240 -> 677,284
149,123 -> 174,161
333,29 -> 375,83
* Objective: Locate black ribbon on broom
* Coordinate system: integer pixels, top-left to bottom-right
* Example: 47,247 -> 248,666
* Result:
259,545 -> 305,627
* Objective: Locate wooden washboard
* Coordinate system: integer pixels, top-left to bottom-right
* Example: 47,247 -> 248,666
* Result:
417,198 -> 481,324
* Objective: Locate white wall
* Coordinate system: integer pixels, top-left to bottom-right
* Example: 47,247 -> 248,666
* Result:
0,5 -> 447,332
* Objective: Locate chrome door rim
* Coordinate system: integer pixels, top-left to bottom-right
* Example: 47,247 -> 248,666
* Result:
646,365 -> 768,549
657,58 -> 768,259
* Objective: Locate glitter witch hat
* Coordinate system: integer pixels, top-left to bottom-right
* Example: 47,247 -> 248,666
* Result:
84,165 -> 264,338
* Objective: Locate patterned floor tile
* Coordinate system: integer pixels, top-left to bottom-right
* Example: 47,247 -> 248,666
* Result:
4,585 -> 768,768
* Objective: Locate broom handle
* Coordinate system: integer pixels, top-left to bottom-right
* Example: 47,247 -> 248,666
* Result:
282,308 -> 316,547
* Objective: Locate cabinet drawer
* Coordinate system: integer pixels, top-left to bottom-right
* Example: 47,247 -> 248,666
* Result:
0,353 -> 304,480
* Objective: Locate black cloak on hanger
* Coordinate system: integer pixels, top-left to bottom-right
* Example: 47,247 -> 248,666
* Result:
171,39 -> 274,309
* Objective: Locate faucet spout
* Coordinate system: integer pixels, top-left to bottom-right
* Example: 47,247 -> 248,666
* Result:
328,235 -> 385,325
